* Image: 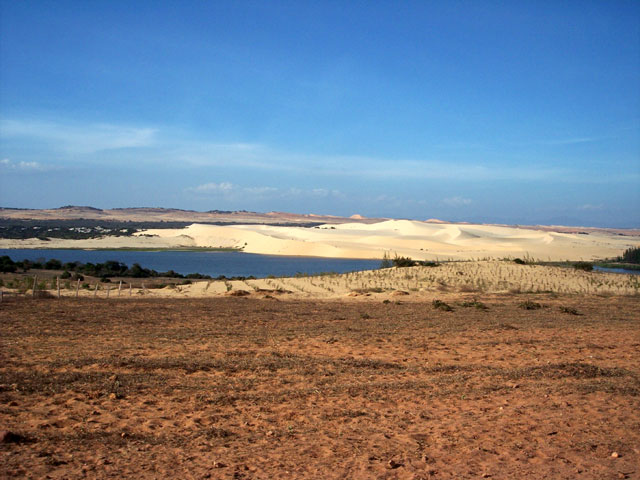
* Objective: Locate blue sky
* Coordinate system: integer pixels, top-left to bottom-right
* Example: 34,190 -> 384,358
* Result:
1,1 -> 639,227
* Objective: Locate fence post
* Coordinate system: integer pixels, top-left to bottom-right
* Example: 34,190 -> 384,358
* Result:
76,278 -> 80,298
129,283 -> 132,297
57,277 -> 60,298
106,285 -> 110,299
118,281 -> 122,297
94,283 -> 98,298
33,275 -> 38,297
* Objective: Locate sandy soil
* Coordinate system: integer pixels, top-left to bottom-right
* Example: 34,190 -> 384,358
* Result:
2,220 -> 638,262
1,294 -> 639,479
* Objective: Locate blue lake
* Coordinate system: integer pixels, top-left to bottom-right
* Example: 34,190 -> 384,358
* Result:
593,266 -> 640,276
0,249 -> 381,278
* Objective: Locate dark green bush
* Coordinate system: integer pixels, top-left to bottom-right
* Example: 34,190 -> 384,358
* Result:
620,246 -> 640,264
572,262 -> 593,272
0,255 -> 17,273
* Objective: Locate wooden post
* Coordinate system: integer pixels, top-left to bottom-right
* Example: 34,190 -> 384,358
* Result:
94,283 -> 98,298
129,283 -> 132,297
76,278 -> 80,298
0,290 -> 3,303
106,285 -> 110,298
142,283 -> 146,294
33,275 -> 38,297
57,277 -> 60,299
118,281 -> 122,297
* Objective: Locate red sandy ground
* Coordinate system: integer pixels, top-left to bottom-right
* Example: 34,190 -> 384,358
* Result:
1,294 -> 639,479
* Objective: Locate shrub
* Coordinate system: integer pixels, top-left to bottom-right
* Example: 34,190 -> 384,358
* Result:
432,299 -> 453,311
460,300 -> 488,310
559,306 -> 580,315
380,252 -> 393,269
0,256 -> 17,273
519,300 -> 542,310
44,259 -> 62,270
392,256 -> 417,267
573,262 -> 593,272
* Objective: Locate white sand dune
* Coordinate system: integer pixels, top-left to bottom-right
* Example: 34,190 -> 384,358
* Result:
1,219 -> 637,261
133,220 -> 638,261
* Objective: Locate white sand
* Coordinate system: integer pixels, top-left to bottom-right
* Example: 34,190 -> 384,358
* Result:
1,220 -> 637,261
135,220 -> 638,261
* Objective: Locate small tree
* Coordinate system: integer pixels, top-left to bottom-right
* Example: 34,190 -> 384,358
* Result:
380,251 -> 393,269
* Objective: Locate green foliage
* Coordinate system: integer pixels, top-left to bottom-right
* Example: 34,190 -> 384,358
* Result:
0,256 -> 212,279
0,255 -> 17,273
572,262 -> 593,272
389,255 -> 439,268
620,246 -> 640,264
44,258 -> 62,270
393,256 -> 418,267
380,252 -> 393,269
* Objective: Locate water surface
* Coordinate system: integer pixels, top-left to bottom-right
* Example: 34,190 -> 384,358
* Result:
0,249 -> 380,278
593,266 -> 640,276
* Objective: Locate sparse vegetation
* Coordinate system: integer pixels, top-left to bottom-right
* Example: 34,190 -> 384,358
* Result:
0,295 -> 638,478
460,299 -> 488,310
559,306 -> 581,315
432,299 -> 453,311
519,300 -> 542,310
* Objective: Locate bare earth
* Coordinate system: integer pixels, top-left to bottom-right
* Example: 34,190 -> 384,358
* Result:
1,293 -> 639,479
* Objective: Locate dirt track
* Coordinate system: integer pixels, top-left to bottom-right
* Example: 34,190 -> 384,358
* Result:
1,295 -> 639,479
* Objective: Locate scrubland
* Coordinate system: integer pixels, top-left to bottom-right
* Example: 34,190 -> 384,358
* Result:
13,260 -> 637,299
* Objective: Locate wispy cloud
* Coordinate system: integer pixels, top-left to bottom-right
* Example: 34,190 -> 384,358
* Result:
0,158 -> 47,171
0,118 -> 157,154
578,203 -> 604,211
2,117 -> 636,184
189,182 -> 235,193
186,182 -> 343,200
442,196 -> 472,207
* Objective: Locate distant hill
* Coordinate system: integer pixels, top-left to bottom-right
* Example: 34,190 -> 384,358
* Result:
0,206 -> 383,226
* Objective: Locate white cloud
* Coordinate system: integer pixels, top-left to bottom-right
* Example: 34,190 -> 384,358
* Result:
0,158 -> 45,171
189,182 -> 234,193
578,203 -> 604,211
442,196 -> 472,207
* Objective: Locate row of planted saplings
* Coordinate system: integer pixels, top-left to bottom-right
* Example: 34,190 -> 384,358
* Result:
1,275 -> 150,300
